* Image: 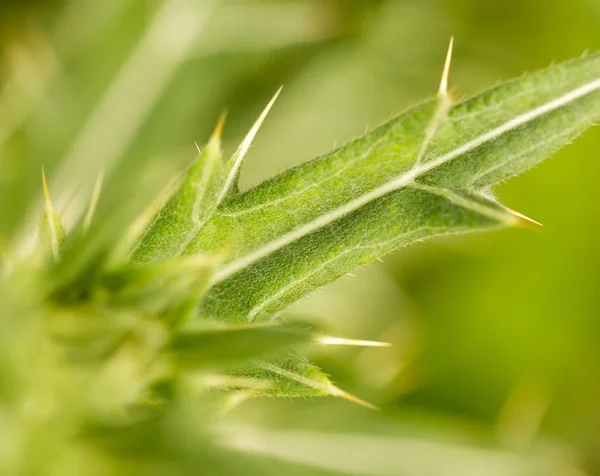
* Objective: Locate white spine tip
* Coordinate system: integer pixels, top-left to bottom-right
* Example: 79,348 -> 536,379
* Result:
215,86 -> 283,206
507,207 -> 544,229
439,36 -> 454,96
330,386 -> 379,411
316,336 -> 392,348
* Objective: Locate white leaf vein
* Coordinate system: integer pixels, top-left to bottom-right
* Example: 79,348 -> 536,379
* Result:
210,77 -> 600,286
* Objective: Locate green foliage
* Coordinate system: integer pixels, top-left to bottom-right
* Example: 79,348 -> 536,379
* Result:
1,9 -> 599,471
189,53 -> 600,323
45,55 -> 600,400
40,51 -> 599,409
131,124 -> 225,263
170,324 -> 312,368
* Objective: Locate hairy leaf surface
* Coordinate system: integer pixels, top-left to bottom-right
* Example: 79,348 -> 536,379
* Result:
132,131 -> 224,263
187,53 -> 600,323
133,91 -> 281,264
227,354 -> 377,408
229,355 -> 336,399
100,254 -> 217,318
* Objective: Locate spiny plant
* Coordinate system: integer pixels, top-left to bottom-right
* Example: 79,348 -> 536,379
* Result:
1,43 -> 600,474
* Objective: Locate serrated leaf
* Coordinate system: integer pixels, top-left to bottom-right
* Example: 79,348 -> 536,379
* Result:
132,88 -> 280,265
169,323 -> 311,369
226,354 -> 375,408
185,53 -> 600,323
132,120 -> 225,263
229,355 -> 334,398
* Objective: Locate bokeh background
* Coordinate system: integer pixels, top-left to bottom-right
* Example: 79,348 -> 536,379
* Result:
1,1 -> 599,474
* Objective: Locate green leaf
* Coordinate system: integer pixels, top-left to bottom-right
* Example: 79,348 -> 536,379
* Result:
100,254 -> 217,319
131,120 -> 225,263
229,355 -> 333,398
132,89 -> 281,264
186,53 -> 600,323
227,355 -> 376,408
225,426 -> 576,476
169,323 -> 311,369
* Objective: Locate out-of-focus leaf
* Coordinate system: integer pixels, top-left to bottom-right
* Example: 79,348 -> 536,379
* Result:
229,355 -> 334,398
100,254 -> 217,318
227,355 -> 375,408
225,426 -> 580,476
169,323 -> 311,368
217,87 -> 282,200
187,53 -> 600,322
41,167 -> 66,260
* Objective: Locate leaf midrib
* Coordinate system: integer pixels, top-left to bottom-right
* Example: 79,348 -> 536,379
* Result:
208,77 -> 600,286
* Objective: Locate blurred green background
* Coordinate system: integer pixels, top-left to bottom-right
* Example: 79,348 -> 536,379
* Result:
1,0 -> 599,474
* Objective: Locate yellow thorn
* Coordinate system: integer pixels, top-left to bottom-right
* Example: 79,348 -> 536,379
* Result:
238,86 -> 283,159
439,36 -> 454,97
83,168 -> 105,233
416,39 -> 455,165
317,336 -> 392,348
506,207 -> 544,231
41,166 -> 51,205
41,166 -> 60,260
195,111 -> 227,155
211,110 -> 228,142
217,86 -> 283,203
330,386 -> 379,411
236,86 -> 282,160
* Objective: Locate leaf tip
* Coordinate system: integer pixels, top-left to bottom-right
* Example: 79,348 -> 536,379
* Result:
216,86 -> 283,204
439,36 -> 454,97
41,165 -> 51,206
82,168 -> 105,233
317,336 -> 392,348
507,207 -> 544,230
330,385 -> 379,411
40,166 -> 63,260
248,86 -> 283,139
211,110 -> 228,143
246,86 -> 283,142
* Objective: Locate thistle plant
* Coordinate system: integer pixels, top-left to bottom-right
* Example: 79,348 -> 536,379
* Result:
1,44 -> 600,475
